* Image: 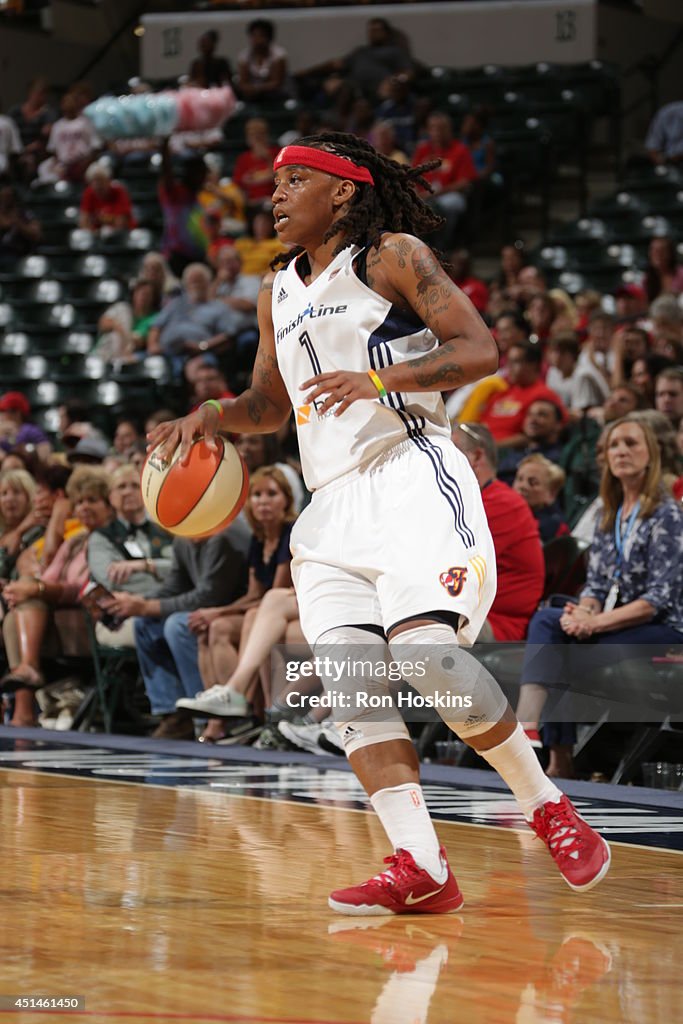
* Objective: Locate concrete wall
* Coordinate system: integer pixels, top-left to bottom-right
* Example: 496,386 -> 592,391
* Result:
598,4 -> 683,147
141,0 -> 598,80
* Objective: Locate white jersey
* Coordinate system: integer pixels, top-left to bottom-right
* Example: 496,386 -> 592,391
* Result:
272,245 -> 451,490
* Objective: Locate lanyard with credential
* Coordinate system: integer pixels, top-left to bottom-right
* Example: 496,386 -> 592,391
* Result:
613,501 -> 640,580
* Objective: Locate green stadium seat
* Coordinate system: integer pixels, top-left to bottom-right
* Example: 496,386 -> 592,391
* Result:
0,255 -> 50,282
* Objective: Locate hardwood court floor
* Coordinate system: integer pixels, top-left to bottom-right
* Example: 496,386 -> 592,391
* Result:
0,766 -> 681,1024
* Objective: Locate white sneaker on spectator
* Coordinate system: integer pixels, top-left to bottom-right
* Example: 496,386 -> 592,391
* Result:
318,718 -> 345,755
176,686 -> 249,717
278,720 -> 334,755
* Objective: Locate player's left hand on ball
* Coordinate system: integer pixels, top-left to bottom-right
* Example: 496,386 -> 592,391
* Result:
301,370 -> 377,417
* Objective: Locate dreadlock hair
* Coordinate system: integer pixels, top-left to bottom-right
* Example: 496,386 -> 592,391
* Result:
270,131 -> 445,271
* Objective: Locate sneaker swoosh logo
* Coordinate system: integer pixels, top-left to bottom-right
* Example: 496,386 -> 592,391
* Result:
405,883 -> 447,905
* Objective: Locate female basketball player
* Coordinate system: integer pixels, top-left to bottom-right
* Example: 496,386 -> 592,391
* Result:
149,133 -> 610,914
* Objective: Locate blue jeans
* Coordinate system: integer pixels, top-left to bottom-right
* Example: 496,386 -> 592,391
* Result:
133,612 -> 203,715
520,606 -> 683,746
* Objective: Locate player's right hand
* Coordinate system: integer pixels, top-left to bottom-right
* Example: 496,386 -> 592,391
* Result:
146,404 -> 221,466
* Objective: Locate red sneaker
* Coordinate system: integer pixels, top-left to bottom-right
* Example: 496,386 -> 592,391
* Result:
328,847 -> 464,916
524,727 -> 543,750
530,795 -> 611,891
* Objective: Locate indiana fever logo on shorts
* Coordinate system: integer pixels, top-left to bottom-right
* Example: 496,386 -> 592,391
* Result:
439,566 -> 468,597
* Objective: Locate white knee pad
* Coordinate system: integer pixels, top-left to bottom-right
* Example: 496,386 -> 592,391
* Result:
315,626 -> 411,756
388,625 -> 508,739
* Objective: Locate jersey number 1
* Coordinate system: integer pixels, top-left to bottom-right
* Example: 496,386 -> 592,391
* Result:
299,330 -> 321,376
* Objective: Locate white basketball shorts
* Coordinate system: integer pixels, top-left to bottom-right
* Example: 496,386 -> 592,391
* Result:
290,435 -> 497,645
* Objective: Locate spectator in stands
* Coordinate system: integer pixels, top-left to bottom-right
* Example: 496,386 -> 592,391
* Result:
488,242 -> 526,308
79,163 -> 134,233
187,364 -> 234,412
629,352 -> 674,404
68,436 -> 109,466
87,463 -> 172,647
493,310 -> 529,363
112,419 -> 142,457
94,277 -> 162,364
600,383 -> 644,425
497,399 -> 565,485
613,282 -> 648,329
651,296 -> 679,348
108,528 -> 247,740
8,77 -> 56,181
525,292 -> 556,345
0,107 -> 22,177
611,325 -> 650,388
295,17 -> 414,113
571,312 -> 614,411
545,332 -> 580,410
0,466 -> 112,725
171,466 -> 296,742
654,334 -> 683,364
574,288 -> 602,338
517,416 -> 683,777
678,417 -> 683,460
371,120 -> 408,165
209,246 -> 260,332
232,118 -> 278,217
630,408 -> 683,497
375,76 -> 417,154
655,367 -> 683,428
234,210 -> 282,276
56,398 -> 101,454
515,265 -> 548,307
199,154 -> 247,239
644,235 -> 683,300
452,423 -> 544,642
234,432 -> 305,513
513,453 -> 568,543
39,88 -> 100,183
548,289 -> 579,336
189,30 -> 232,88
12,463 -> 78,578
448,249 -> 489,315
0,392 -> 50,461
141,252 -> 180,303
412,112 -> 477,251
479,341 -> 566,448
0,180 -> 41,268
461,107 -> 496,182
0,468 -> 36,581
158,139 -> 208,275
645,100 -> 683,166
147,263 -> 234,378
237,19 -> 290,104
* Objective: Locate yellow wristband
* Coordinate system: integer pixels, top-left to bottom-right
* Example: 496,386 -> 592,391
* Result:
201,399 -> 224,418
367,369 -> 387,399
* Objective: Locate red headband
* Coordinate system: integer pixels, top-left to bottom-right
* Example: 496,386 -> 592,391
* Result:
273,145 -> 375,186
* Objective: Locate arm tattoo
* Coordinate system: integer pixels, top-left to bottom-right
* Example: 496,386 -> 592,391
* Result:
410,342 -> 465,389
246,391 -> 268,425
253,350 -> 278,390
411,245 -> 453,327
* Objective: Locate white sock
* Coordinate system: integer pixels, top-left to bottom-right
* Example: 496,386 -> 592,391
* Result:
480,723 -> 563,820
370,783 -> 447,883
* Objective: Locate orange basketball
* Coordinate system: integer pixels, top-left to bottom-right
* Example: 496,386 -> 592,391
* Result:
141,436 -> 249,538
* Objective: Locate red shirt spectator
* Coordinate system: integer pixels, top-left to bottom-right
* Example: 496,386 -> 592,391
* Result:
482,479 -> 545,641
232,117 -> 278,209
452,423 -> 545,642
80,165 -> 134,231
480,341 -> 566,446
412,135 -> 477,192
